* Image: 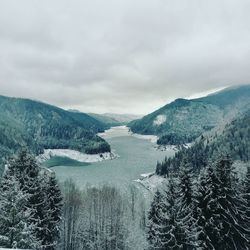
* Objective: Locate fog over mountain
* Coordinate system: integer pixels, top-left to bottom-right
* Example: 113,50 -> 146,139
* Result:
0,0 -> 250,114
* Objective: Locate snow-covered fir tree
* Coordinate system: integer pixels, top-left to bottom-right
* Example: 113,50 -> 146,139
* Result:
42,172 -> 63,250
147,177 -> 187,250
162,176 -> 186,250
215,155 -> 249,249
147,189 -> 166,249
196,156 -> 249,249
0,169 -> 40,249
196,164 -> 222,249
0,149 -> 63,250
242,166 -> 250,242
177,160 -> 195,250
7,149 -> 47,245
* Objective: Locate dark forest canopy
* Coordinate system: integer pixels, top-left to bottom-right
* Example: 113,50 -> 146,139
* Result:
149,156 -> 250,249
129,85 -> 250,146
0,95 -> 111,173
156,110 -> 250,176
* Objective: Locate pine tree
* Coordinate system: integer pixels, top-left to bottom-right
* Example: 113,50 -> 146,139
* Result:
243,167 -> 250,221
3,149 -> 63,249
196,164 -> 221,249
147,190 -> 166,249
0,170 -> 40,249
42,172 -> 63,250
242,166 -> 250,243
147,177 -> 188,250
7,149 -> 47,245
162,177 -> 185,250
215,155 -> 249,249
177,160 -> 195,249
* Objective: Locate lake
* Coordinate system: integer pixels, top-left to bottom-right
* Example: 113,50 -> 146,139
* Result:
52,126 -> 175,188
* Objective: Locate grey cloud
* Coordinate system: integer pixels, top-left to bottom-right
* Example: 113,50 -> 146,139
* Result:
0,0 -> 250,114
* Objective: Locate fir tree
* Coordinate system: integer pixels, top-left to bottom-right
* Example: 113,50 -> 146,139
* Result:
177,160 -> 195,249
7,149 -> 47,245
42,172 -> 63,250
0,170 -> 40,249
3,149 -> 63,249
147,178 -> 188,250
147,190 -> 166,249
242,166 -> 250,244
162,177 -> 185,250
215,155 -> 249,249
196,164 -> 221,249
242,167 -> 250,226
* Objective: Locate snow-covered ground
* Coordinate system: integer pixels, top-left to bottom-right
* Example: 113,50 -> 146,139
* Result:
156,142 -> 193,152
37,149 -> 118,163
233,161 -> 249,180
134,172 -> 166,192
153,114 -> 167,126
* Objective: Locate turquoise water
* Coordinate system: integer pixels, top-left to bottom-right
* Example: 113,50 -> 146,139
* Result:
52,126 -> 175,188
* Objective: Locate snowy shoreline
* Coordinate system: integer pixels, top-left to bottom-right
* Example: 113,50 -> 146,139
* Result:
37,149 -> 118,164
99,125 -> 184,152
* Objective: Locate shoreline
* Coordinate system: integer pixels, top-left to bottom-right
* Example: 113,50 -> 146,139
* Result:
37,149 -> 118,164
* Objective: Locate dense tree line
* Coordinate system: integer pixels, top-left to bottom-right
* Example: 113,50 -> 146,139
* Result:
148,155 -> 250,249
60,181 -> 147,250
128,98 -> 223,143
156,111 -> 250,175
129,85 -> 250,147
0,150 -> 63,249
157,133 -> 194,146
0,95 -> 111,174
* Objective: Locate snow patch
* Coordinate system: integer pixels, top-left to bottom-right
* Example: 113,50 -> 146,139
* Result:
134,173 -> 166,192
156,142 -> 193,152
37,149 -> 118,163
140,172 -> 154,178
153,115 -> 166,126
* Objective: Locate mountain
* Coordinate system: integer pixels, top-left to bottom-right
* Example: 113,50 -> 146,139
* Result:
156,109 -> 250,175
0,95 -> 110,172
88,113 -> 142,126
129,85 -> 250,145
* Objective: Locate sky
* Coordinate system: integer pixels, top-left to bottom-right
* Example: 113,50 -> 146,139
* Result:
0,0 -> 250,115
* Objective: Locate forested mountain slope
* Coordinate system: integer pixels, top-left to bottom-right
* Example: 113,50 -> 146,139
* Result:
129,85 -> 250,145
0,95 -> 110,172
88,113 -> 142,126
156,109 -> 250,175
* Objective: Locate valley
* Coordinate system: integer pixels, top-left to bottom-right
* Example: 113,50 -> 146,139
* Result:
0,85 -> 250,250
1,2 -> 250,248
50,126 -> 175,188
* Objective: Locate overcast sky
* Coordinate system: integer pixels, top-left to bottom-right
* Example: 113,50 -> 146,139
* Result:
0,0 -> 249,114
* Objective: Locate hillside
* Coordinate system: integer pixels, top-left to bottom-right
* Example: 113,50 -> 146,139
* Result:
88,113 -> 142,126
0,95 -> 110,172
156,109 -> 250,175
129,85 -> 250,145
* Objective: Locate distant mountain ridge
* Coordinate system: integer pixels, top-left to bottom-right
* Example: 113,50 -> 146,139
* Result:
88,113 -> 142,126
128,85 -> 250,145
0,95 -> 110,173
